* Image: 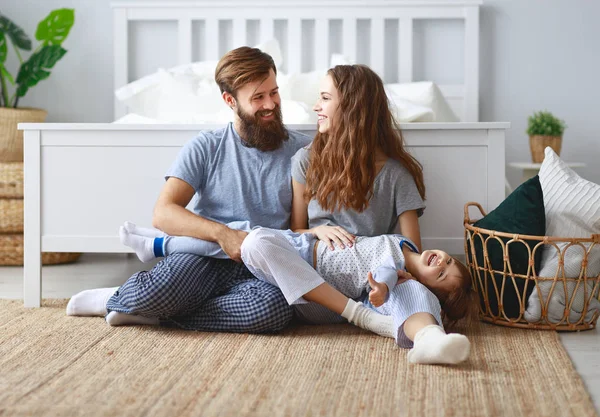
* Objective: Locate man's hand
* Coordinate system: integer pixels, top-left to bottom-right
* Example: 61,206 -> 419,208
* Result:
367,272 -> 389,308
217,228 -> 249,262
396,269 -> 415,285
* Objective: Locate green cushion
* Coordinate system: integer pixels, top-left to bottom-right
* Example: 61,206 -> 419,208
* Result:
471,175 -> 546,318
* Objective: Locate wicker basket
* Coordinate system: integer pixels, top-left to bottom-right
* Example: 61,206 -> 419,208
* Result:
0,162 -> 23,198
0,198 -> 23,233
529,135 -> 562,163
464,202 -> 600,331
0,107 -> 47,163
0,235 -> 81,266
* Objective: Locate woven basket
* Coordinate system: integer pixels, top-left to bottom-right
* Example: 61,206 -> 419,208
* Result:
0,162 -> 23,198
0,235 -> 81,266
529,135 -> 562,163
0,107 -> 47,163
0,198 -> 23,233
464,202 -> 600,331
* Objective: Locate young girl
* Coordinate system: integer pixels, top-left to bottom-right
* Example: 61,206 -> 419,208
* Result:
121,222 -> 472,316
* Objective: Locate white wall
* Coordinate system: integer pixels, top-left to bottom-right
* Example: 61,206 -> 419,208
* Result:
1,0 -> 598,187
480,0 -> 600,188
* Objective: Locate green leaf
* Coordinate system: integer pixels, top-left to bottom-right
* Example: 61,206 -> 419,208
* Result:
0,15 -> 32,50
0,32 -> 6,64
35,9 -> 75,46
0,65 -> 15,85
15,45 -> 67,98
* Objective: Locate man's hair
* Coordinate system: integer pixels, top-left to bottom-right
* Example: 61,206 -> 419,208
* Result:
429,257 -> 477,328
214,46 -> 277,97
305,64 -> 426,212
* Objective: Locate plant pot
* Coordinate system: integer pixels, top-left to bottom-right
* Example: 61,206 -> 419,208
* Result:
0,107 -> 47,163
529,135 -> 562,163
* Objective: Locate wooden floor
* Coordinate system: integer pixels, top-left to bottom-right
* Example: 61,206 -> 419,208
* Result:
1,253 -> 599,414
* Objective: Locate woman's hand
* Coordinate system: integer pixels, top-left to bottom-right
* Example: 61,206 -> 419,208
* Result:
312,225 -> 355,250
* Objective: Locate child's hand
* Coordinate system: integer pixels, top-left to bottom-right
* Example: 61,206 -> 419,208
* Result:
367,272 -> 388,307
396,269 -> 415,285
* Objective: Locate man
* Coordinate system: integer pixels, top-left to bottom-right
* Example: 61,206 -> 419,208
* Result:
66,47 -> 311,332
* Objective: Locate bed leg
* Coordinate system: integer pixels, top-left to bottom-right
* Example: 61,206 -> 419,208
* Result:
23,129 -> 42,308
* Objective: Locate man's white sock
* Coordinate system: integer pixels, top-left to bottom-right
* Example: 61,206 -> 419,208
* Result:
66,287 -> 119,317
341,299 -> 396,339
119,226 -> 157,262
407,324 -> 470,365
123,221 -> 164,238
106,311 -> 159,326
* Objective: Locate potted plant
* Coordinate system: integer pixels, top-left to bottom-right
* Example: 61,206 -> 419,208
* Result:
0,9 -> 74,162
526,110 -> 566,163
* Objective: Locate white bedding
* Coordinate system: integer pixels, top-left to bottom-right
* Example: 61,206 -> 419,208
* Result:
114,39 -> 458,125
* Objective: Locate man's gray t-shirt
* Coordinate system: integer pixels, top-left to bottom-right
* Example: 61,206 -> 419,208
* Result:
291,147 -> 425,236
167,123 -> 311,229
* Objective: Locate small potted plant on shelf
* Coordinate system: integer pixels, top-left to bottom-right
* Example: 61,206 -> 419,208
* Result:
0,9 -> 74,162
526,110 -> 566,163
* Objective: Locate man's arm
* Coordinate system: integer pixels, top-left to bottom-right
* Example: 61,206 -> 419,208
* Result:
152,177 -> 247,261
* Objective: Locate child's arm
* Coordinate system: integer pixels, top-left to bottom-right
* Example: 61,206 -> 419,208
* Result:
368,256 -> 416,307
367,273 -> 388,307
367,256 -> 400,307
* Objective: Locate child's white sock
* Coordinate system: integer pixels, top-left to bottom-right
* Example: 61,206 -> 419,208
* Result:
66,287 -> 119,316
407,324 -> 470,365
119,226 -> 157,262
106,311 -> 159,326
341,299 -> 396,338
123,221 -> 164,238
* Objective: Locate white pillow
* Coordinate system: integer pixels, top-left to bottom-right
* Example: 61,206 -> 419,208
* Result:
280,69 -> 438,123
524,147 -> 600,323
114,39 -> 283,121
278,69 -> 327,112
113,113 -> 162,124
385,87 -> 434,122
385,82 -> 458,122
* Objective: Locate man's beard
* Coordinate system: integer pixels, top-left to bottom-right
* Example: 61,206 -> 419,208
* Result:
236,104 -> 288,152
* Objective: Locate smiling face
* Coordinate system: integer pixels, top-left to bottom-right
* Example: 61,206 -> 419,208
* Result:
413,250 -> 463,293
313,74 -> 340,134
225,69 -> 287,151
234,69 -> 280,121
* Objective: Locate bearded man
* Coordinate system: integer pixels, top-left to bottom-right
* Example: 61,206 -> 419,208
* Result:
66,47 -> 311,332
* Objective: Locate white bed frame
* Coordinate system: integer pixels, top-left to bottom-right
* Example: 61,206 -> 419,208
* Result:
19,0 -> 509,308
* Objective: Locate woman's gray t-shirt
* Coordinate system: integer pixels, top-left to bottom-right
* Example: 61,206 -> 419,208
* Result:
291,147 -> 425,236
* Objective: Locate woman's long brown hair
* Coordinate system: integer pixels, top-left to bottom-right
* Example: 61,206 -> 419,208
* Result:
305,65 -> 425,212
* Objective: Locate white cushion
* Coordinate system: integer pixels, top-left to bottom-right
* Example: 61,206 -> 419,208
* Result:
114,38 -> 455,125
278,69 -> 327,113
113,113 -> 162,124
385,82 -> 459,122
385,87 -> 434,122
524,147 -> 600,323
114,39 -> 282,121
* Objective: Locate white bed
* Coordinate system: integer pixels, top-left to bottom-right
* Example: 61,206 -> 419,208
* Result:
19,0 -> 508,307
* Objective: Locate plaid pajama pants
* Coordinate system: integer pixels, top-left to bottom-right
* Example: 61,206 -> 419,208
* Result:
106,253 -> 293,333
